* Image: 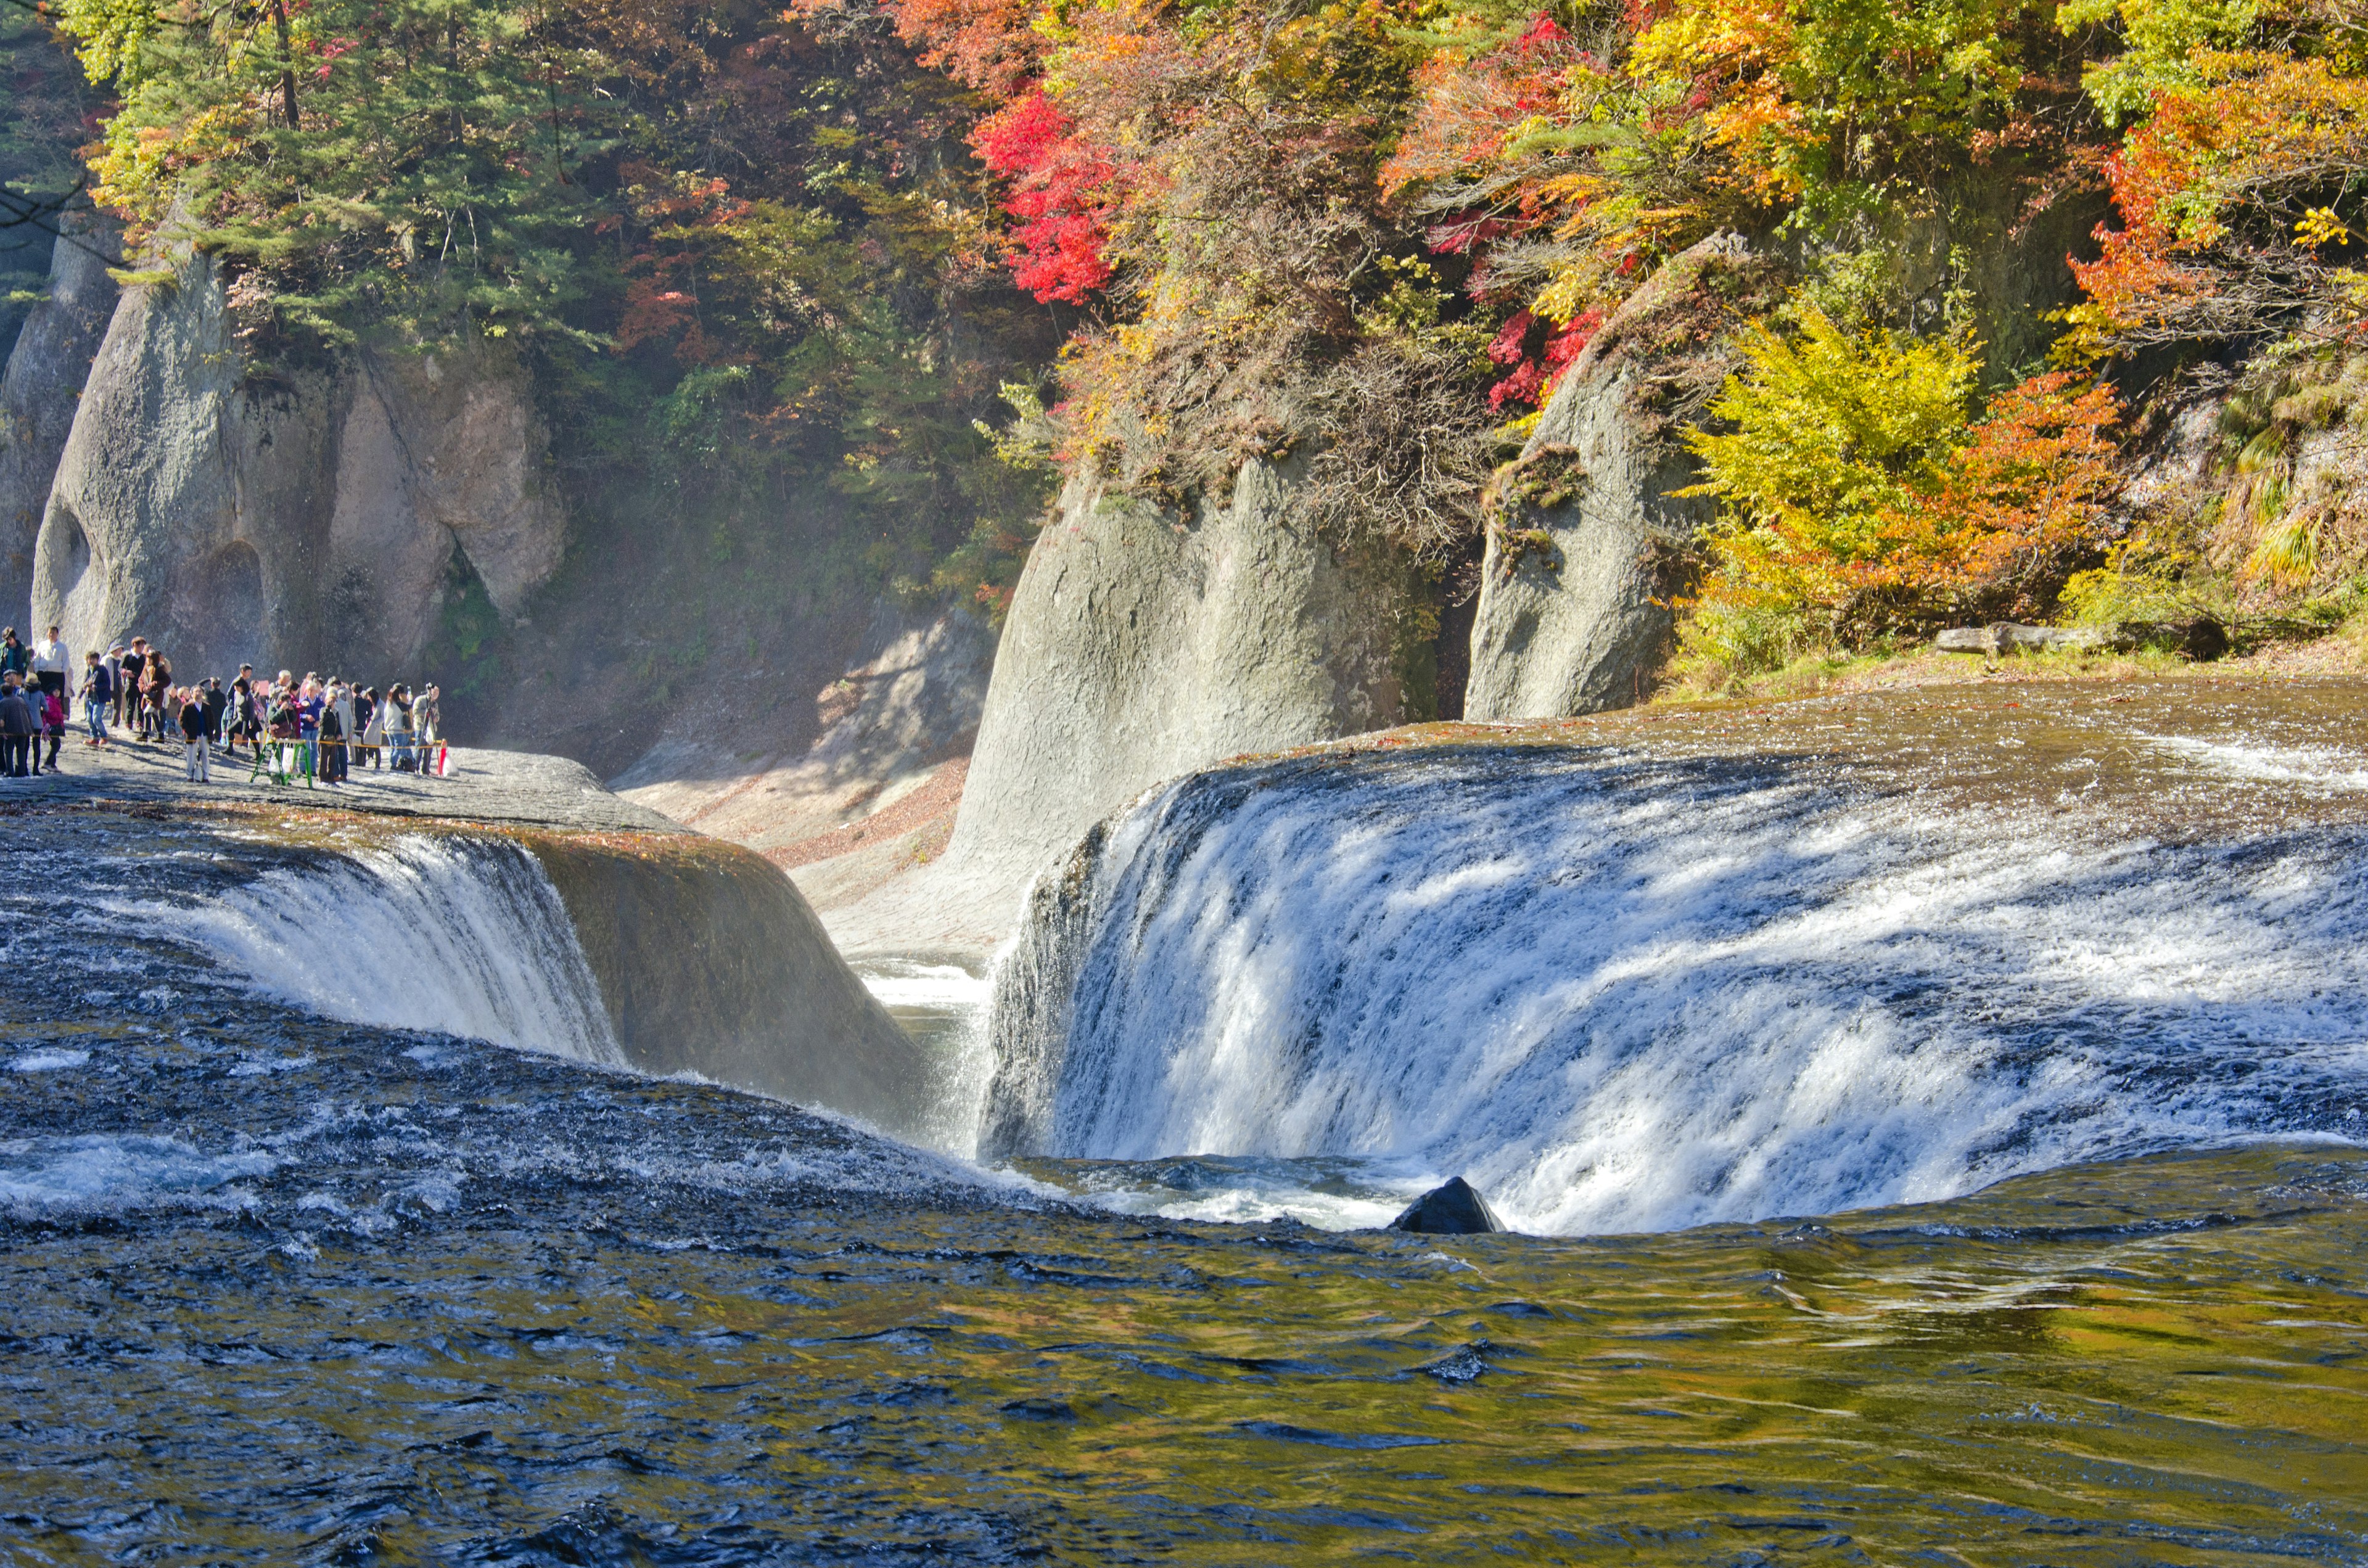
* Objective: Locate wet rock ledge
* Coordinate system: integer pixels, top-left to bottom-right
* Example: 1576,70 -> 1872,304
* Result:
9,739 -> 928,1133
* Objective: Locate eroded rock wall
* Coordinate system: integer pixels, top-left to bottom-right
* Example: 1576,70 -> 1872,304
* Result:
0,215 -> 120,626
615,600 -> 995,911
525,828 -> 931,1136
330,348 -> 565,660
31,253 -> 563,681
1465,234 -> 1777,720
824,458 -> 1428,957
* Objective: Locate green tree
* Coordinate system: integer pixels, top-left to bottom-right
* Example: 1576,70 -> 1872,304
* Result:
1677,304 -> 1980,676
1687,306 -> 1979,566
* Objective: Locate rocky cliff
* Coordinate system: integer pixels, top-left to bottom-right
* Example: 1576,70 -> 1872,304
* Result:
31,252 -> 564,681
0,215 -> 119,625
1464,183 -> 2103,720
823,458 -> 1430,958
614,600 -> 995,906
1464,234 -> 1778,720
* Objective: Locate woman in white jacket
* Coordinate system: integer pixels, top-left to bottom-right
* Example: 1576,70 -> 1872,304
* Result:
384,684 -> 415,772
361,686 -> 388,770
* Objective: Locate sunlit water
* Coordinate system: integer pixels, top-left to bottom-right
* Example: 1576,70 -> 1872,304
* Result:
6,678 -> 2368,1564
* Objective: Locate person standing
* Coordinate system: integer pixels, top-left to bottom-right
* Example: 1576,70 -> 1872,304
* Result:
334,679 -> 358,780
296,676 -> 324,778
140,651 -> 172,742
360,686 -> 385,770
34,683 -> 62,774
177,686 -> 210,782
117,640 -> 146,731
385,684 -> 415,772
0,629 -> 27,683
80,653 -> 112,746
202,679 -> 227,749
318,691 -> 346,784
0,675 -> 35,777
414,683 -> 441,747
227,668 -> 255,757
30,625 -> 66,706
245,679 -> 268,755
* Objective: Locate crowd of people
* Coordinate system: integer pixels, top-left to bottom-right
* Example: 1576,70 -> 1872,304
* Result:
0,623 -> 443,786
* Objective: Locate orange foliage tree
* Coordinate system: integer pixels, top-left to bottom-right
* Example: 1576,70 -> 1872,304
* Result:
1874,372 -> 2124,617
2067,41 -> 2368,355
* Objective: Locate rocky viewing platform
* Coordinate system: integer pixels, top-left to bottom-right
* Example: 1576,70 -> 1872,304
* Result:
0,734 -> 931,1136
1,738 -> 683,834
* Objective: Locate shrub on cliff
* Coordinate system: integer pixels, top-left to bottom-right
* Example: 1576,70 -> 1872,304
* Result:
1679,306 -> 2123,678
873,0 -> 1506,557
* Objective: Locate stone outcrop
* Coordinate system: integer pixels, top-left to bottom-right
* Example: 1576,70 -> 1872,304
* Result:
0,215 -> 120,626
823,458 -> 1428,958
1388,1178 -> 1503,1235
1464,233 -> 1779,720
525,829 -> 930,1135
1936,619 -> 2229,659
329,349 -> 567,645
31,253 -> 564,682
615,599 -> 995,909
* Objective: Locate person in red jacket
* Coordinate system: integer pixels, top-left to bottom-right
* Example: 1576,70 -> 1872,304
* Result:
35,684 -> 64,774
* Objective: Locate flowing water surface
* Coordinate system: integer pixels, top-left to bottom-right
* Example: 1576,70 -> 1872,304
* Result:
5,679 -> 2368,1564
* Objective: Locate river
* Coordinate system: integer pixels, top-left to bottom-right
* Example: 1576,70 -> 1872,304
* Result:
4,681 -> 2367,1562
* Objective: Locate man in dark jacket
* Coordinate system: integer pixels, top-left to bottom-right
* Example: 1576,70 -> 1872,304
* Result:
0,675 -> 36,776
202,679 -> 228,744
80,653 -> 112,746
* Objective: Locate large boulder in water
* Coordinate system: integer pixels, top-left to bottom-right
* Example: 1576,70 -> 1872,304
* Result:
824,458 -> 1429,956
1463,233 -> 1782,720
0,214 -> 120,624
1389,1178 -> 1503,1235
30,252 -> 564,680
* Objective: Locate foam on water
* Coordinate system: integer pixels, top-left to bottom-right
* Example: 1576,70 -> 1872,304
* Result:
10,1049 -> 89,1073
0,1133 -> 279,1217
853,959 -> 993,1012
2148,733 -> 2368,792
984,752 -> 2368,1236
138,834 -> 625,1065
1018,1154 -> 1440,1228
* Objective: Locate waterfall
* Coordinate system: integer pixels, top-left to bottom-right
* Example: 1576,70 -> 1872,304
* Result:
153,834 -> 626,1065
983,749 -> 2368,1236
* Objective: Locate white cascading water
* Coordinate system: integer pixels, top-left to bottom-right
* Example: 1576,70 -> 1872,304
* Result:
982,750 -> 2368,1236
150,834 -> 626,1065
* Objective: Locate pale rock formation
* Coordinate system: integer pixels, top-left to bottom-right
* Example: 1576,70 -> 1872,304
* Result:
32,252 -> 563,679
329,349 -> 567,649
1465,233 -> 1776,719
0,215 -> 120,625
615,600 -> 996,909
823,457 -> 1426,959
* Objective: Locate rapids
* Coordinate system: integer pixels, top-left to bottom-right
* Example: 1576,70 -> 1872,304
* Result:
983,681 -> 2368,1234
5,685 -> 2367,1562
